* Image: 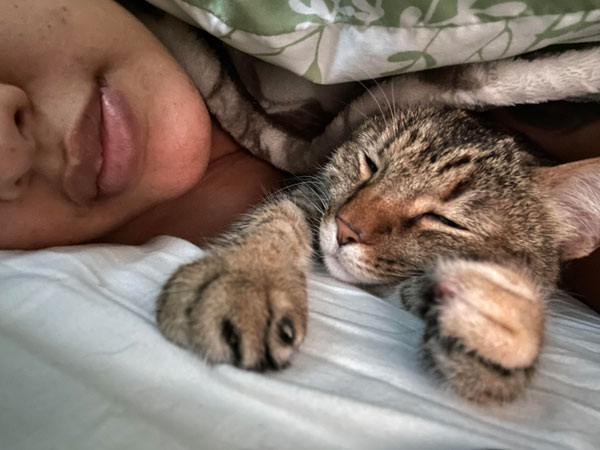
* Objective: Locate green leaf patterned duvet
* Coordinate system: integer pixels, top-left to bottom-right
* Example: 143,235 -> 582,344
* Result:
147,0 -> 600,83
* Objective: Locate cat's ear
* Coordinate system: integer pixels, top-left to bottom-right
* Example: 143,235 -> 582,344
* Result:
536,157 -> 600,261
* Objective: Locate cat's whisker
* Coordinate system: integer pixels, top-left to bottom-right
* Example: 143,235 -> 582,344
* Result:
276,182 -> 307,193
277,176 -> 326,196
274,186 -> 327,211
349,75 -> 390,130
300,180 -> 328,199
390,76 -> 398,124
351,259 -> 423,281
294,189 -> 325,214
376,265 -> 424,277
305,186 -> 329,206
370,76 -> 394,125
351,67 -> 396,131
334,98 -> 369,122
380,270 -> 424,280
294,174 -> 325,184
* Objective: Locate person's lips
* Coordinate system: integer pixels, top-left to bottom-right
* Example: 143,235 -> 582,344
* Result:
63,88 -> 103,205
63,82 -> 141,205
97,84 -> 140,198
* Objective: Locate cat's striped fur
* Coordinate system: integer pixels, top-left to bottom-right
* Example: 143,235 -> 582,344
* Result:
157,106 -> 600,404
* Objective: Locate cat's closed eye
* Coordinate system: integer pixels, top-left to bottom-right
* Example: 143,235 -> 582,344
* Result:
359,152 -> 378,180
365,154 -> 378,174
421,212 -> 467,230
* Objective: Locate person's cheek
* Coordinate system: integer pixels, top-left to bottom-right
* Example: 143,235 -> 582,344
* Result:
119,60 -> 212,202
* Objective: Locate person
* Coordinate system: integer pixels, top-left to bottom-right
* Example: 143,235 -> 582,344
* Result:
1,0 -> 598,311
0,0 -> 287,251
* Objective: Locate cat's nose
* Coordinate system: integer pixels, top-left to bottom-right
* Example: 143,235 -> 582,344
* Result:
335,215 -> 361,246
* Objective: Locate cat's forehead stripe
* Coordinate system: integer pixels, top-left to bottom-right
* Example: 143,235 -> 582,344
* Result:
442,178 -> 473,203
376,124 -> 412,153
439,155 -> 472,173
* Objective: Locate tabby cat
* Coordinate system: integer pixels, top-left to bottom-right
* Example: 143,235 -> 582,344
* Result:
156,106 -> 600,404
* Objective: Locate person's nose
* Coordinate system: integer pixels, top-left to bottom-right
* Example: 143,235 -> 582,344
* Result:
0,84 -> 35,201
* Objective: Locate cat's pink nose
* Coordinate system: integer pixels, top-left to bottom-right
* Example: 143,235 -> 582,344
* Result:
335,215 -> 361,246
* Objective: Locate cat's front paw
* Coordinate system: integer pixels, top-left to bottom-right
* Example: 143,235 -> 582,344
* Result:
156,256 -> 308,370
420,260 -> 545,403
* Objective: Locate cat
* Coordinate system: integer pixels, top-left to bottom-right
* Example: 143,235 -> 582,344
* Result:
125,0 -> 600,404
155,105 -> 600,404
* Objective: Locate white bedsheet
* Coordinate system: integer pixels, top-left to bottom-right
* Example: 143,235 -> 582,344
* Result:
1,236 -> 599,450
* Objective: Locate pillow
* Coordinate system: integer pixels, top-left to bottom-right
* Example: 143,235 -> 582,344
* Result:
145,0 -> 600,83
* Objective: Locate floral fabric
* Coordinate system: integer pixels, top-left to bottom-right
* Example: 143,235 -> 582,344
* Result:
147,0 -> 600,83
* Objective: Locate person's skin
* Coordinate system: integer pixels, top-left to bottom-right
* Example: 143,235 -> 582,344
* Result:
0,0 -> 285,250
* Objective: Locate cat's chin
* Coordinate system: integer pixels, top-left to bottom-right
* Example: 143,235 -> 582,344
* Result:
323,252 -> 383,285
322,252 -> 363,284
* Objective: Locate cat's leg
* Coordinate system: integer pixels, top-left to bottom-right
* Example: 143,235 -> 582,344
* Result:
400,259 -> 545,403
156,195 -> 315,370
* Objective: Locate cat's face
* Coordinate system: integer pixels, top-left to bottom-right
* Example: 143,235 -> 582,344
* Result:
318,107 -> 561,285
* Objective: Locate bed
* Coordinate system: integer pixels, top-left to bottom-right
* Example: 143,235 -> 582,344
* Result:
1,237 -> 600,449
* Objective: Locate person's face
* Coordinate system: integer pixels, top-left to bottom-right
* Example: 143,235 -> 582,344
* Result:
0,0 -> 211,249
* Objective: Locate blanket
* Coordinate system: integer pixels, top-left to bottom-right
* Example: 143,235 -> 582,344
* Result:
134,1 -> 600,174
147,0 -> 600,83
2,237 -> 600,450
